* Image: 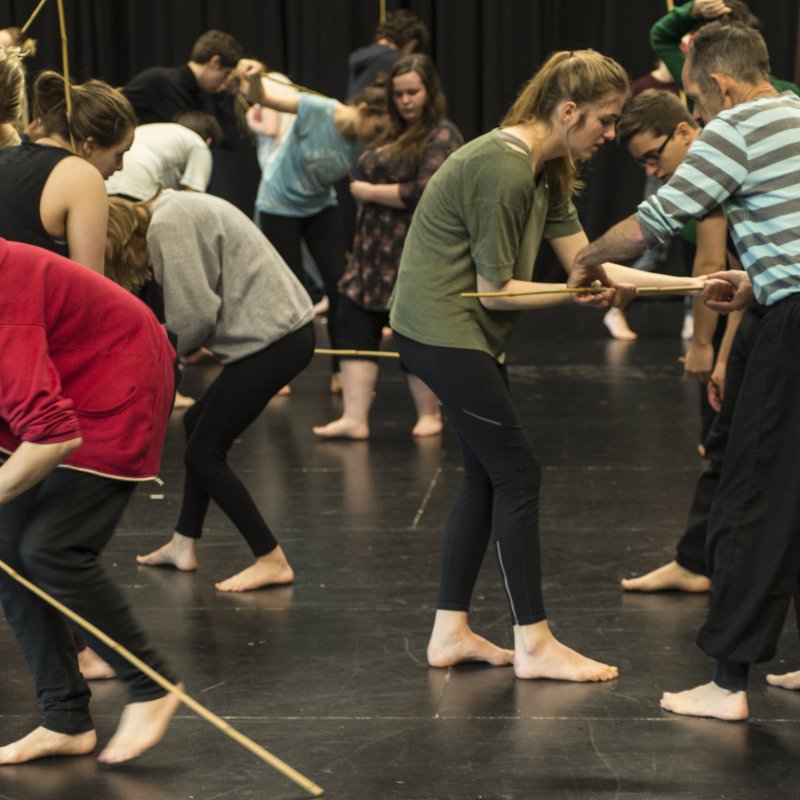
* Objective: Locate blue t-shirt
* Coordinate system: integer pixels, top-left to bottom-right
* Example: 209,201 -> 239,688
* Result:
255,94 -> 359,217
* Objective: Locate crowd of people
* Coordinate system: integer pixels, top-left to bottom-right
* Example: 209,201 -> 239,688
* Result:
0,0 -> 799,774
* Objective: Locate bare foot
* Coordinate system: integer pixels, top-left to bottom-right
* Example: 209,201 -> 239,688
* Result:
78,647 -> 116,680
215,547 -> 294,592
411,413 -> 443,438
766,670 -> 800,690
603,307 -> 638,341
277,384 -> 292,397
312,417 -> 369,440
97,689 -> 182,764
621,560 -> 711,593
514,621 -> 618,682
172,391 -> 195,410
427,610 -> 514,667
0,727 -> 96,764
427,630 -> 515,668
660,681 -> 748,720
136,532 -> 197,571
312,295 -> 329,316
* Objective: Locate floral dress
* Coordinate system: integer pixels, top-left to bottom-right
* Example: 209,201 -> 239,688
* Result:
338,120 -> 463,312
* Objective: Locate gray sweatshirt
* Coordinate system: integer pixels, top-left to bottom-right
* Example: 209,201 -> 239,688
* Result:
148,190 -> 314,362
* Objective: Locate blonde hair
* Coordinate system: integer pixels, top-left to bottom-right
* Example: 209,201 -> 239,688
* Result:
0,47 -> 26,133
502,50 -> 629,200
106,195 -> 158,292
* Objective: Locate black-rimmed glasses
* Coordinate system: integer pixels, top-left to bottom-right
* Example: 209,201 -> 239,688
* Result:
637,127 -> 676,168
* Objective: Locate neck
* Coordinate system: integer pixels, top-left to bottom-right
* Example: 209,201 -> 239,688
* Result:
37,133 -> 73,151
375,38 -> 398,50
501,119 -> 565,173
334,105 -> 358,141
732,79 -> 778,105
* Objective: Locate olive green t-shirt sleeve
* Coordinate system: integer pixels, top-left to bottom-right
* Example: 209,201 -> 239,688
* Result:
543,193 -> 582,240
464,154 -> 534,283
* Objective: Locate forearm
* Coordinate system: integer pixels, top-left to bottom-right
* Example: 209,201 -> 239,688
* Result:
0,438 -> 82,505
715,308 -> 742,367
692,297 -> 719,345
574,214 -> 648,269
477,276 -> 575,311
649,4 -> 694,88
356,182 -> 405,209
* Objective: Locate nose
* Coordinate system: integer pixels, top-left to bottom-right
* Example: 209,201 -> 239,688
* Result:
645,163 -> 657,178
603,124 -> 616,141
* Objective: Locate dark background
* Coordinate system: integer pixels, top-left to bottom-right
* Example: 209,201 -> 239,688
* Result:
3,0 -> 799,272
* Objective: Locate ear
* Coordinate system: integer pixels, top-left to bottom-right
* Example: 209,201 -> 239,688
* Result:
558,100 -> 580,127
675,120 -> 694,143
208,54 -> 222,69
81,136 -> 95,156
709,72 -> 733,106
356,100 -> 368,115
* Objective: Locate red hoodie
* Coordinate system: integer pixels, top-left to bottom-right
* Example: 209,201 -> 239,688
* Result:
0,239 -> 175,481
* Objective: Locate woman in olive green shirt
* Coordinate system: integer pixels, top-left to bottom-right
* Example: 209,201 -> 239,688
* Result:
391,50 -> 699,682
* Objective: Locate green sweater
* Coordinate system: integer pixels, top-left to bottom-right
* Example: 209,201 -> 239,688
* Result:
650,2 -> 800,96
389,130 -> 582,360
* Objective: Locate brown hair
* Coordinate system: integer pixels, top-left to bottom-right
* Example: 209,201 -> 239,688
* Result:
34,71 -> 137,148
190,30 -> 243,68
105,195 -> 158,292
376,53 -> 446,170
174,110 -> 223,145
501,50 -> 630,200
350,83 -> 389,116
375,10 -> 428,48
617,89 -> 698,147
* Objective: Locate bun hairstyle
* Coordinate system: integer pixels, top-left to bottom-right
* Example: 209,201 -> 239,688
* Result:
0,27 -> 37,56
33,71 -> 137,147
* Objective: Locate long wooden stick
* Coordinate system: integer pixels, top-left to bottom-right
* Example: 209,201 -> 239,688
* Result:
460,285 -> 702,298
56,0 -> 76,154
0,557 -> 324,797
20,0 -> 49,34
315,348 -> 400,359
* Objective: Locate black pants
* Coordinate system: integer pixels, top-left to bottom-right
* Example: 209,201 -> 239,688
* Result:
695,296 -> 800,664
395,333 -> 545,626
675,308 -> 764,575
258,208 -> 345,368
176,323 -> 315,556
0,470 -> 174,734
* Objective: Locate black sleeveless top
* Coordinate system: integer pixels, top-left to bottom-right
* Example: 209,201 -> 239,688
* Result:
0,141 -> 72,257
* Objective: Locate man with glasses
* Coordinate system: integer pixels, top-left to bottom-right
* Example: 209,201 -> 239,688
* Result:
570,22 -> 800,720
615,88 -> 739,595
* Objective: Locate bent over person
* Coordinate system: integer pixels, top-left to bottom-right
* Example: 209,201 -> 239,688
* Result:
0,239 -> 180,764
569,22 -> 800,719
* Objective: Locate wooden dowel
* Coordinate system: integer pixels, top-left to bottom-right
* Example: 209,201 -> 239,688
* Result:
0,557 -> 324,797
315,348 -> 400,359
20,0 -> 48,34
461,285 -> 702,298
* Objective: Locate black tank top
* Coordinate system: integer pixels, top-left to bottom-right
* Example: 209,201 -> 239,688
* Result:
0,141 -> 72,257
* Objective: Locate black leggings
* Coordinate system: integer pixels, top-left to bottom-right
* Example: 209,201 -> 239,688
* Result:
394,332 -> 545,626
176,323 -> 315,555
258,207 -> 345,368
0,470 -> 174,733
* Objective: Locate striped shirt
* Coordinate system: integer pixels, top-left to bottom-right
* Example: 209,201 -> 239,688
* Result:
637,92 -> 800,306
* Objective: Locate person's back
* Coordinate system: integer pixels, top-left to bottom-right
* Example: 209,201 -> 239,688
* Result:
0,140 -> 71,256
105,122 -> 212,200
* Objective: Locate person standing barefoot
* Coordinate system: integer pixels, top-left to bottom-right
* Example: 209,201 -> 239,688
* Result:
0,240 -> 180,764
105,191 -> 314,592
390,51 -> 690,681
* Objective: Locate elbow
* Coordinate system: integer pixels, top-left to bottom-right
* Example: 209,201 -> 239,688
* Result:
479,297 -> 503,312
62,436 -> 83,458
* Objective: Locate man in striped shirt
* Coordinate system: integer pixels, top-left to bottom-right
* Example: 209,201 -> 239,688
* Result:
568,21 -> 800,721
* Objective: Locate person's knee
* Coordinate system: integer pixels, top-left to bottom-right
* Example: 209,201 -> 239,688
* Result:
183,441 -> 223,482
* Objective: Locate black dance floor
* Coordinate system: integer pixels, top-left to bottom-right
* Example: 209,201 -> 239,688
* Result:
2,301 -> 799,800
